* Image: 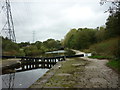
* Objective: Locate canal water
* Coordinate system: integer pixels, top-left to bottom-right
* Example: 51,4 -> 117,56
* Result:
1,60 -> 56,88
1,68 -> 49,88
46,50 -> 66,54
1,50 -> 76,88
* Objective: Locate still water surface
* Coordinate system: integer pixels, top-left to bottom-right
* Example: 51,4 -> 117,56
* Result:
1,50 -> 73,88
2,68 -> 48,88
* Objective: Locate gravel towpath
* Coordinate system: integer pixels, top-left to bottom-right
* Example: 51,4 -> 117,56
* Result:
74,57 -> 119,88
73,50 -> 119,88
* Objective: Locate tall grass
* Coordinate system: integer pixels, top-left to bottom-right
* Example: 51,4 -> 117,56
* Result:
89,37 -> 120,59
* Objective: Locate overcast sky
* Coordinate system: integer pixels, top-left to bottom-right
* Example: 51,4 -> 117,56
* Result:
0,0 -> 109,43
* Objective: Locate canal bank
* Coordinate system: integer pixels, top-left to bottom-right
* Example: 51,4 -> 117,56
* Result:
30,50 -> 119,88
29,60 -> 64,88
29,57 -> 89,88
0,59 -> 21,74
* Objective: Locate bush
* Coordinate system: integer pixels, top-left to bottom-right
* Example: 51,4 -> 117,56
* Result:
15,50 -> 25,56
82,49 -> 91,53
65,49 -> 75,56
89,37 -> 120,59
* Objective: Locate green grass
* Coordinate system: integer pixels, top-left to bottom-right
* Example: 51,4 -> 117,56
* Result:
89,37 -> 120,58
44,58 -> 89,88
107,60 -> 120,73
88,55 -> 111,59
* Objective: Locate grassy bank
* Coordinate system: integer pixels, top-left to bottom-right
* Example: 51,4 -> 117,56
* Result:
106,60 -> 120,73
43,58 -> 89,88
88,55 -> 111,59
88,37 -> 120,73
89,37 -> 120,59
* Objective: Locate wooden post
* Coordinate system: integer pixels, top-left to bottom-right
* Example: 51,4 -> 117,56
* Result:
41,57 -> 45,68
26,64 -> 29,69
29,64 -> 31,69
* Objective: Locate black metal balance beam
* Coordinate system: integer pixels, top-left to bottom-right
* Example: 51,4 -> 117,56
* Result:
1,54 -> 84,59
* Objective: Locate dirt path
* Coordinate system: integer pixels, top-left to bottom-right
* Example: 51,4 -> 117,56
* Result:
75,57 -> 119,88
73,50 -> 119,88
30,50 -> 119,88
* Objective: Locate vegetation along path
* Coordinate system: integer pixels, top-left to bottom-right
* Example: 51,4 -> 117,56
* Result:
30,50 -> 119,88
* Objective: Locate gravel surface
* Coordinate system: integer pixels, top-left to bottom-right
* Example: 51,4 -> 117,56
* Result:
76,57 -> 119,88
73,50 -> 119,88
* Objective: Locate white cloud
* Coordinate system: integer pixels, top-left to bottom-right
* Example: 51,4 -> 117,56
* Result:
61,6 -> 94,21
0,0 -> 109,43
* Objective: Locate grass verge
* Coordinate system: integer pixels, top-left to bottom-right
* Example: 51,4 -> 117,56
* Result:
43,58 -> 89,88
89,37 -> 120,58
88,55 -> 111,59
106,59 -> 120,74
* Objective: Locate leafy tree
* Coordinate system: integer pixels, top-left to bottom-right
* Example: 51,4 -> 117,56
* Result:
106,12 -> 120,38
24,45 -> 40,56
100,0 -> 120,38
35,41 -> 42,49
95,26 -> 106,42
43,39 -> 61,51
64,28 -> 96,50
64,29 -> 77,48
2,37 -> 20,56
100,0 -> 120,59
18,42 -> 30,48
76,28 -> 96,49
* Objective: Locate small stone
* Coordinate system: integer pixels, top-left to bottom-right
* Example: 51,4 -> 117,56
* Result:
72,63 -> 85,67
19,84 -> 22,86
57,73 -> 71,76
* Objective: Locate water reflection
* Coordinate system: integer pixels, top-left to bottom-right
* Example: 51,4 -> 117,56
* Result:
2,73 -> 15,89
17,63 -> 55,72
2,69 -> 48,88
2,63 -> 55,88
2,62 -> 55,74
1,50 -> 72,89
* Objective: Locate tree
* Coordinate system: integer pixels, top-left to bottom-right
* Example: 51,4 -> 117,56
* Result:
106,13 -> 120,37
74,28 -> 96,49
63,28 -> 97,50
42,39 -> 62,51
2,37 -> 20,56
100,0 -> 120,14
18,42 -> 30,48
64,29 -> 77,48
35,41 -> 42,49
95,26 -> 106,42
24,45 -> 40,56
100,0 -> 120,38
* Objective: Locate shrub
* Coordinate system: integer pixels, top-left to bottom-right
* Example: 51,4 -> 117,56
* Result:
89,37 -> 120,59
